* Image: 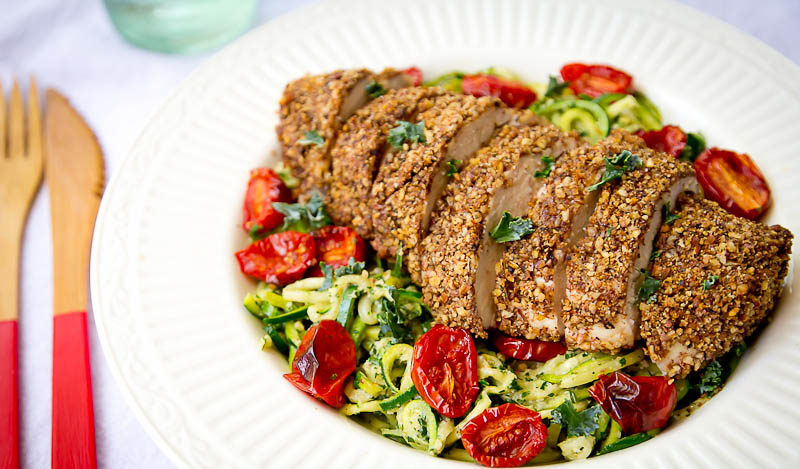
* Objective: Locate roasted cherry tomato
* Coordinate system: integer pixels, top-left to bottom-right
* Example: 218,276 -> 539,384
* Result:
410,324 -> 479,418
402,66 -> 424,86
589,371 -> 676,434
283,320 -> 356,408
307,226 -> 367,276
491,332 -> 566,362
694,147 -> 771,220
235,231 -> 316,285
461,403 -> 547,467
560,63 -> 633,98
461,74 -> 537,108
242,167 -> 292,236
635,125 -> 687,159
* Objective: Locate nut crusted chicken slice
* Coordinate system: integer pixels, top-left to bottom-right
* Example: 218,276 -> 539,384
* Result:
494,131 -> 634,342
277,69 -> 412,198
563,133 -> 699,353
327,87 -> 445,238
421,113 -> 583,337
640,194 -> 793,378
369,94 -> 510,281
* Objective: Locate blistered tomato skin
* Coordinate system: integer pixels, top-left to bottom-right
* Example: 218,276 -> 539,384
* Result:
402,66 -> 424,86
491,332 -> 566,362
307,226 -> 367,276
242,168 -> 292,235
461,403 -> 548,467
560,63 -> 633,98
283,320 -> 356,408
410,324 -> 480,418
635,125 -> 687,159
589,372 -> 677,434
694,147 -> 771,220
234,231 -> 316,285
461,74 -> 537,108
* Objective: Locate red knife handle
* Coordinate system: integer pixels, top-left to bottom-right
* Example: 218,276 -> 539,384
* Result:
1,319 -> 19,469
52,311 -> 97,469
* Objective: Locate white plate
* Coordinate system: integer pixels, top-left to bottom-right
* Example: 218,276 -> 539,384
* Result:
91,0 -> 800,467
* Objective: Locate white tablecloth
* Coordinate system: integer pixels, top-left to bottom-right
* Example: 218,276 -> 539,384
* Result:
1,0 -> 797,467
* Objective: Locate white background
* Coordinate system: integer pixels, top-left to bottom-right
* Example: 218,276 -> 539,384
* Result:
1,0 -> 797,467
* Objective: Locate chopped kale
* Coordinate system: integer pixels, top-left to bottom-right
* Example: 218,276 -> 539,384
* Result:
635,269 -> 660,305
447,159 -> 462,176
695,360 -> 723,394
366,80 -> 387,98
649,250 -> 661,261
388,120 -> 426,148
534,155 -> 555,178
298,130 -> 324,147
544,75 -> 570,98
272,192 -> 331,233
702,274 -> 719,292
680,132 -> 706,162
248,223 -> 265,242
551,401 -> 605,437
587,150 -> 642,192
490,212 -> 535,243
663,201 -> 681,224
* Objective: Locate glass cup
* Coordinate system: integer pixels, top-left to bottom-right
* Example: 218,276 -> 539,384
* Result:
104,0 -> 258,54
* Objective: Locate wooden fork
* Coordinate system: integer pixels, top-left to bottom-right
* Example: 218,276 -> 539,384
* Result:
0,78 -> 43,469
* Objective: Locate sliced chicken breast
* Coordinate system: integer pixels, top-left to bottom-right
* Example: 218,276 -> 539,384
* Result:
369,94 -> 510,282
494,131 -> 637,342
640,194 -> 793,377
277,69 -> 412,198
420,113 -> 583,337
563,133 -> 698,353
327,87 -> 445,238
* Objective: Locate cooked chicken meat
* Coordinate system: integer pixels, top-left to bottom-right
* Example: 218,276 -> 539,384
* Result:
421,113 -> 582,337
640,194 -> 793,377
277,69 -> 412,199
327,87 -> 445,237
369,94 -> 510,282
495,131 -> 636,342
563,135 -> 698,353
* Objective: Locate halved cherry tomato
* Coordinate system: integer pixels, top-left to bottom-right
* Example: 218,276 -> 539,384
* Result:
410,324 -> 479,418
283,320 -> 356,408
461,74 -> 537,108
242,168 -> 292,236
461,403 -> 547,468
694,147 -> 771,220
307,226 -> 366,276
560,63 -> 633,98
635,125 -> 687,159
235,231 -> 316,285
491,332 -> 566,362
402,66 -> 423,86
589,371 -> 676,434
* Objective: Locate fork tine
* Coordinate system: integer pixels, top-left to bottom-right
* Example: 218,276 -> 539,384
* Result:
27,77 -> 42,162
0,80 -> 5,159
8,80 -> 24,159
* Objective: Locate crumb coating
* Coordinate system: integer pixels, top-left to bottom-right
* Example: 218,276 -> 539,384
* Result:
640,194 -> 793,377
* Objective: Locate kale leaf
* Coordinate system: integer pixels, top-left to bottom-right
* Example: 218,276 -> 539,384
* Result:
298,130 -> 324,147
447,159 -> 462,176
366,80 -> 387,98
490,212 -> 535,243
388,120 -> 426,148
635,269 -> 660,305
272,192 -> 331,233
695,360 -> 723,394
534,155 -> 555,178
545,75 -> 570,98
587,150 -> 642,192
551,401 -> 606,437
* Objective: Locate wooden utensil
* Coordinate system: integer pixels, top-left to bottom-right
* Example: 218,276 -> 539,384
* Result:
0,78 -> 44,469
45,89 -> 105,469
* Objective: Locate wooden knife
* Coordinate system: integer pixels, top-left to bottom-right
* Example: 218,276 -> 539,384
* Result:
44,89 -> 104,469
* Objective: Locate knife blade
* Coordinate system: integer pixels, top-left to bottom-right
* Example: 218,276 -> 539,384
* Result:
44,89 -> 104,469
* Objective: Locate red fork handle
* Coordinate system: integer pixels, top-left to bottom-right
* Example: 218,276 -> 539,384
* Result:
52,311 -> 97,469
0,319 -> 19,469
